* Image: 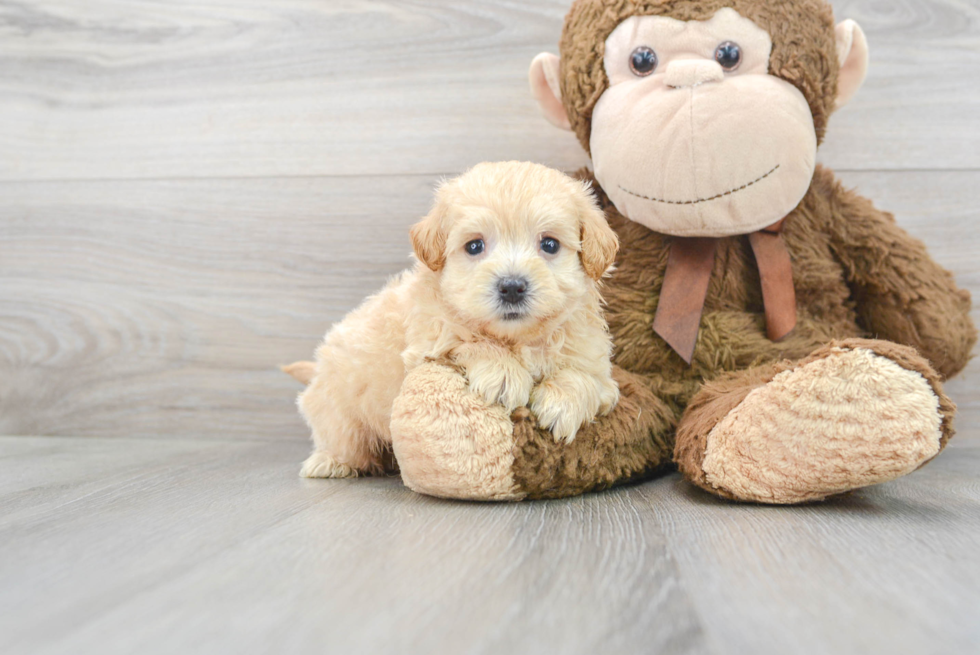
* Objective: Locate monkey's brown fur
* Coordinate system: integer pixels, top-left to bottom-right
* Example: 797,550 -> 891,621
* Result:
504,164 -> 973,500
511,367 -> 676,499
596,164 -> 974,396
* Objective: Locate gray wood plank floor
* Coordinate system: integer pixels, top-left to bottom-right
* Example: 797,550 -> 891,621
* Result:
1,436 -> 978,655
2,0 -> 980,653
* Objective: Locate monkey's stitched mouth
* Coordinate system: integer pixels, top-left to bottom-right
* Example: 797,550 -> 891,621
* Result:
618,164 -> 780,206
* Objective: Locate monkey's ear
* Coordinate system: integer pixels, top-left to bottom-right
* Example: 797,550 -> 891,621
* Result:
529,53 -> 572,130
578,198 -> 618,281
834,20 -> 869,110
410,202 -> 448,272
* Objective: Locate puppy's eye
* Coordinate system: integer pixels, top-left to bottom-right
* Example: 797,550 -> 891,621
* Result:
465,239 -> 484,256
540,237 -> 560,255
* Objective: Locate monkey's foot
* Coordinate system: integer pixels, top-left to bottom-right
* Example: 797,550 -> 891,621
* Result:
676,340 -> 953,504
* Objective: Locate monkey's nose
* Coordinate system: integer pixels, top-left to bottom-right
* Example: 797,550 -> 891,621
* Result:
665,59 -> 724,89
497,277 -> 528,305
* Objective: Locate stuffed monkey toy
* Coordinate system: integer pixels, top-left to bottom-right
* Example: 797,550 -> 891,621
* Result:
299,0 -> 976,503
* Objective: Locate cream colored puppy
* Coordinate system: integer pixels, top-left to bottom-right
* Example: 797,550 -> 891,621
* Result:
297,161 -> 620,478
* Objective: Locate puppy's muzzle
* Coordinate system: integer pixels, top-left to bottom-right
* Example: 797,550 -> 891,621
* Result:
497,277 -> 529,306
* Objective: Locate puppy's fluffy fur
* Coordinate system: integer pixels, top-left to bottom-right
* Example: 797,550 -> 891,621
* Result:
297,161 -> 620,478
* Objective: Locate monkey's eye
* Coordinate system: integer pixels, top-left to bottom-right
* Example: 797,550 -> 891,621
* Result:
540,237 -> 560,255
629,46 -> 658,77
714,41 -> 742,71
465,239 -> 484,256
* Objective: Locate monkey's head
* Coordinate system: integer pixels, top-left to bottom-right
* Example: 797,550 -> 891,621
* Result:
529,0 -> 868,237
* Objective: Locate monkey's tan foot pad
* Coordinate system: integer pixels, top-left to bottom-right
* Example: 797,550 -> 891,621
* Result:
300,451 -> 359,479
390,362 -> 673,501
698,344 -> 947,504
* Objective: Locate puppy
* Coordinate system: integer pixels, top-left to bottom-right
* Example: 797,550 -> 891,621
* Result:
297,161 -> 620,478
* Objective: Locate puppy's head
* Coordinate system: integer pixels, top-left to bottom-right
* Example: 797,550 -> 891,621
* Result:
410,161 -> 618,339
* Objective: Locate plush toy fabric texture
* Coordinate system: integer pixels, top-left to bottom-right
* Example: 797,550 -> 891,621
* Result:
674,339 -> 955,504
590,9 -> 819,238
595,164 -> 975,404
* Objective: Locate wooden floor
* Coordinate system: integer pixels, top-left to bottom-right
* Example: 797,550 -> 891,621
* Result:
1,437 -> 978,655
2,1 -> 980,653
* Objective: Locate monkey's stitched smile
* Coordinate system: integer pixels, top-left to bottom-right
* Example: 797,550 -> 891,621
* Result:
618,164 -> 780,206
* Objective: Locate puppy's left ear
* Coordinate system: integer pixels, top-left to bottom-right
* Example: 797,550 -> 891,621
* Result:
410,201 -> 448,272
578,195 -> 618,280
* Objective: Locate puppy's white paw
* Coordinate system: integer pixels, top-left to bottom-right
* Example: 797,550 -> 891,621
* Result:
530,381 -> 590,444
464,358 -> 534,412
300,451 -> 358,479
598,377 -> 620,416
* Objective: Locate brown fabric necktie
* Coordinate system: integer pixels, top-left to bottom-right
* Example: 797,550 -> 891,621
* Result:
653,219 -> 797,364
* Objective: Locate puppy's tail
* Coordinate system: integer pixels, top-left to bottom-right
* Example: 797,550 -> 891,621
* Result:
281,361 -> 316,385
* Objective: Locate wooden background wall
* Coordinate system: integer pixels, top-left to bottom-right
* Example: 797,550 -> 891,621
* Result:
1,0 -> 978,440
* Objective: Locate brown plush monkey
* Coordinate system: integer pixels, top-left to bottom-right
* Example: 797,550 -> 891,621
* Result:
309,0 -> 977,503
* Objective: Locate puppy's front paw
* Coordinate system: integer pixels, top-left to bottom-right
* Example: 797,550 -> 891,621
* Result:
598,377 -> 620,416
464,358 -> 534,411
300,451 -> 358,479
530,380 -> 590,444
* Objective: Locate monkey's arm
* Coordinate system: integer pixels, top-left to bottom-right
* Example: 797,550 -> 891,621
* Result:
819,170 -> 976,379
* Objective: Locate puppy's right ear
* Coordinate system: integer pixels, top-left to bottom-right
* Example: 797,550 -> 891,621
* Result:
410,202 -> 448,272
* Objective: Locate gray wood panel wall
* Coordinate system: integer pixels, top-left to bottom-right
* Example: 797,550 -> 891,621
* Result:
2,0 -> 978,440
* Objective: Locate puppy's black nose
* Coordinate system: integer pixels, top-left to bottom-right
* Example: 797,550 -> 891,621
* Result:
497,277 -> 528,305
